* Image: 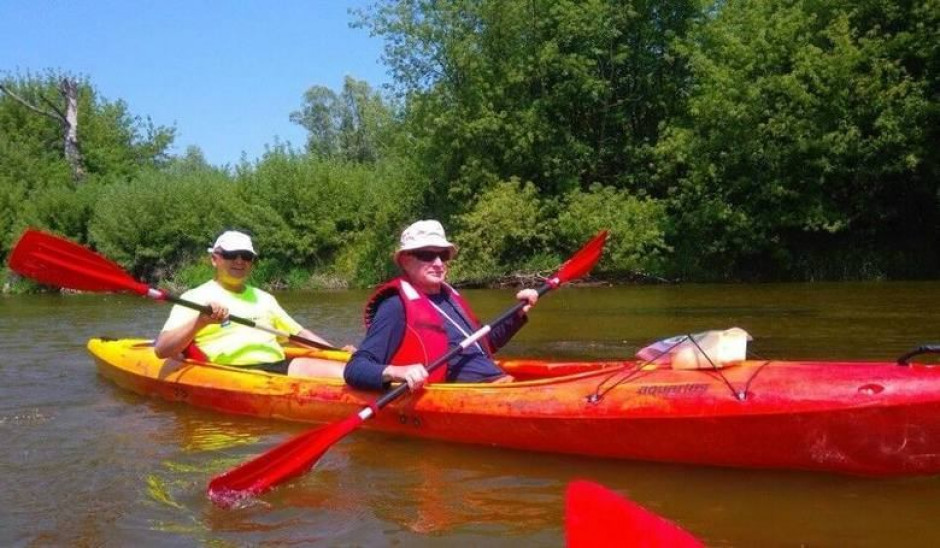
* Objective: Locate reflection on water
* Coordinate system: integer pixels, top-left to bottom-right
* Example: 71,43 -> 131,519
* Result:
0,407 -> 53,426
2,283 -> 940,546
160,409 -> 265,454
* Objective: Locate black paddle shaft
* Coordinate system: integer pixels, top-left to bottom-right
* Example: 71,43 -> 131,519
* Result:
161,294 -> 336,351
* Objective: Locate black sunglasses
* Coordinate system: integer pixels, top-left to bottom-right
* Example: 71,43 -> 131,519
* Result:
218,250 -> 256,262
409,249 -> 452,262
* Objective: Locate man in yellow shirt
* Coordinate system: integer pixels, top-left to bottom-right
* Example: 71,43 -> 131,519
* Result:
154,230 -> 346,378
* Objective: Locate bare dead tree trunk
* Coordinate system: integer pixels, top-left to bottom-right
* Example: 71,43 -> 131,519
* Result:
0,77 -> 86,182
59,78 -> 85,181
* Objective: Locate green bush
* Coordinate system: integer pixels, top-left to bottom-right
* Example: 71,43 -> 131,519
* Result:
556,184 -> 671,276
87,166 -> 245,280
16,182 -> 104,245
237,148 -> 426,287
237,149 -> 359,266
451,178 -> 555,283
162,259 -> 214,293
1,269 -> 43,294
0,142 -> 74,255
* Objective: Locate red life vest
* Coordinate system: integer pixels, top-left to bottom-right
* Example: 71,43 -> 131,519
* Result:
183,342 -> 209,362
364,278 -> 493,383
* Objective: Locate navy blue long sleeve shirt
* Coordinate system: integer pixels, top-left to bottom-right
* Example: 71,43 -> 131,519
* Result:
343,292 -> 527,390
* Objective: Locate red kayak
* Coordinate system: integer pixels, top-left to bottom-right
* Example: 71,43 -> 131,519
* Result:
565,480 -> 703,547
88,338 -> 940,477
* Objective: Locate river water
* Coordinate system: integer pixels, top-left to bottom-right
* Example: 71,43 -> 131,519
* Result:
3,282 -> 940,546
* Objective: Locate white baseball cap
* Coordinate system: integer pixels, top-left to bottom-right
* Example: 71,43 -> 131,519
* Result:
394,220 -> 457,260
207,230 -> 256,256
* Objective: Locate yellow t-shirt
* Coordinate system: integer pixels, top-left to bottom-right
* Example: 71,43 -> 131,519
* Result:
161,280 -> 302,366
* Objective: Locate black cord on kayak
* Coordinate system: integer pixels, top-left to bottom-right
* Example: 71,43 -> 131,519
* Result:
587,334 -> 759,404
587,335 -> 689,404
687,335 -> 748,401
896,344 -> 940,366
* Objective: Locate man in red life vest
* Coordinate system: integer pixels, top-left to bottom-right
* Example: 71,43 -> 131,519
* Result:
344,220 -> 538,391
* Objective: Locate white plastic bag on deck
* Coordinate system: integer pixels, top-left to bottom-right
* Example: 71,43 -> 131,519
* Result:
635,327 -> 752,369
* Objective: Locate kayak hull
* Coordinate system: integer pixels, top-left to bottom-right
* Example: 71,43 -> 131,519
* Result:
87,338 -> 940,477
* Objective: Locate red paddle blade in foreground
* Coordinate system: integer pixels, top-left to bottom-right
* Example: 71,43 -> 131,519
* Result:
8,228 -> 151,295
207,230 -> 609,507
209,414 -> 365,508
565,480 -> 704,548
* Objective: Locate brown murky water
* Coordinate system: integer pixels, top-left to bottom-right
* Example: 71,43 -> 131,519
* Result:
3,282 -> 940,546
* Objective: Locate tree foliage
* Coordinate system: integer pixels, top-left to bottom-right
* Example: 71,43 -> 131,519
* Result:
0,71 -> 175,255
357,0 -> 700,212
557,183 -> 670,275
289,76 -> 396,163
654,0 -> 938,279
451,179 -> 556,281
88,164 -> 237,280
4,0 -> 939,291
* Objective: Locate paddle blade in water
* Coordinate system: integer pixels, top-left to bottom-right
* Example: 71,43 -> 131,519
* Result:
207,413 -> 365,508
8,229 -> 150,295
565,480 -> 704,548
551,230 -> 608,286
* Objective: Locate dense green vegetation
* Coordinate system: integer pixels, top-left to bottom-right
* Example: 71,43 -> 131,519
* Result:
2,0 -> 937,292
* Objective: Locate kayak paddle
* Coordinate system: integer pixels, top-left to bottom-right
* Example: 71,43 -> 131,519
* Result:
7,228 -> 339,351
207,230 -> 609,507
565,480 -> 704,547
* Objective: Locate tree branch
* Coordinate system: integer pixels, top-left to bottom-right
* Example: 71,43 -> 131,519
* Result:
39,91 -> 67,121
0,83 -> 63,122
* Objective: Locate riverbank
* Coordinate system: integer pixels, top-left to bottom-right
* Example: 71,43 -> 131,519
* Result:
1,268 -> 679,296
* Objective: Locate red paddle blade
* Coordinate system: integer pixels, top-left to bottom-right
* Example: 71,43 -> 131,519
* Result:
208,413 -> 365,508
550,230 -> 608,286
8,229 -> 150,295
565,480 -> 704,548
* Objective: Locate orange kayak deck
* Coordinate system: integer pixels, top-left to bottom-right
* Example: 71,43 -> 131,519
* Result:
88,337 -> 940,477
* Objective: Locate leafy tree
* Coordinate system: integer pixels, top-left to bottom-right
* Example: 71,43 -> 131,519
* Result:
654,0 -> 938,279
357,0 -> 700,214
0,71 -> 175,180
330,155 -> 430,285
88,166 -> 239,280
290,76 -> 395,163
451,179 -> 556,282
233,146 -> 427,284
235,147 -> 364,266
0,71 -> 175,256
167,145 -> 214,173
0,76 -> 85,180
556,183 -> 670,275
290,85 -> 340,158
